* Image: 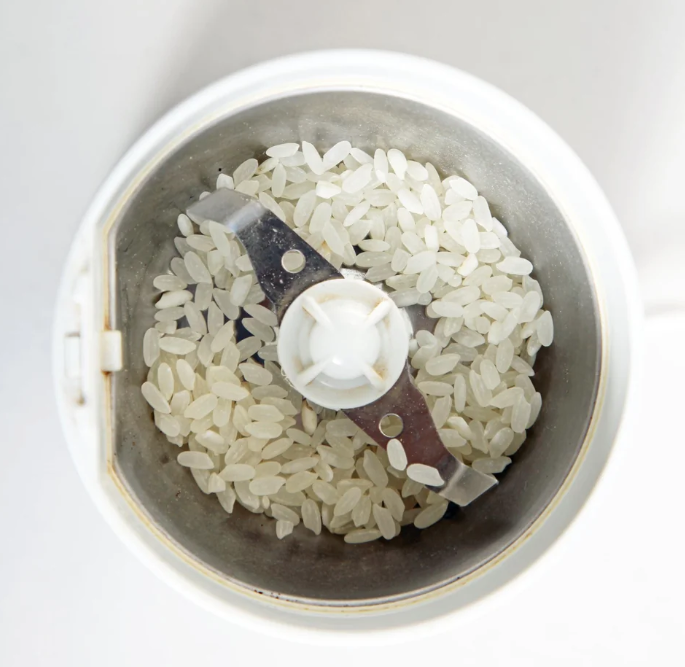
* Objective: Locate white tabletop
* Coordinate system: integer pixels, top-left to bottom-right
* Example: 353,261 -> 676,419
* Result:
2,1 -> 684,664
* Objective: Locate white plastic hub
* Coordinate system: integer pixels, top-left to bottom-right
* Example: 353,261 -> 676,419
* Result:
278,278 -> 410,410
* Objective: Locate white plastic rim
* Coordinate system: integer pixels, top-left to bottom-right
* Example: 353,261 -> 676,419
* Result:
53,50 -> 642,645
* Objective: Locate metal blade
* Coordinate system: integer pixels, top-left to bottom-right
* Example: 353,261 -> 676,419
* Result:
187,189 -> 496,507
187,189 -> 341,321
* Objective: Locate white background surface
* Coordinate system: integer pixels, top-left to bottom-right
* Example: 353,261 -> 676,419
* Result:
1,1 -> 684,664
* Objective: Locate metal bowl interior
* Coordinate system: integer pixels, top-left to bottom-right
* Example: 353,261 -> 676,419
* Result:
108,89 -> 600,606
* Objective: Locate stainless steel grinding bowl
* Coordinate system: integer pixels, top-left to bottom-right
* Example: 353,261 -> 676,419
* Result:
56,52 -> 641,636
108,91 -> 600,603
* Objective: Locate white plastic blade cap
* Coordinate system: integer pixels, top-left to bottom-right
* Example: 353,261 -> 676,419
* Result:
278,279 -> 409,410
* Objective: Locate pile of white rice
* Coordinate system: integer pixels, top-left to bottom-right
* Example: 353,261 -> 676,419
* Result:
141,141 -> 554,543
